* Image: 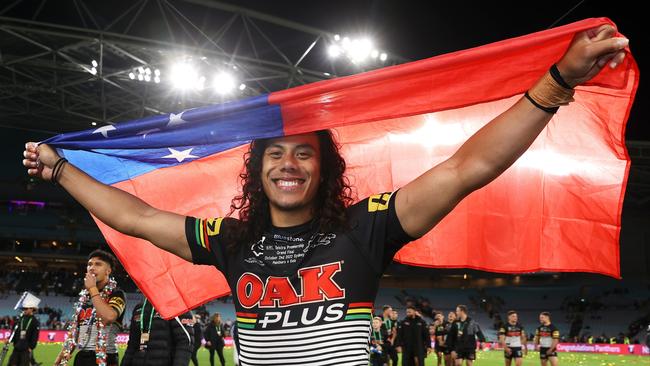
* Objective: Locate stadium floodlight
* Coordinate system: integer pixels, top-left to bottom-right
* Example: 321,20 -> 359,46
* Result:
154,76 -> 161,84
144,74 -> 151,82
213,72 -> 235,94
328,35 -> 388,66
170,62 -> 201,90
145,68 -> 151,75
239,83 -> 246,91
89,68 -> 97,75
154,69 -> 161,76
137,74 -> 144,81
129,72 -> 135,80
91,60 -> 98,67
91,122 -> 97,126
348,38 -> 373,63
328,44 -> 342,58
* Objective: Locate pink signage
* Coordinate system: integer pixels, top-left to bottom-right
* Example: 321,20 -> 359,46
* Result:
557,343 -> 649,356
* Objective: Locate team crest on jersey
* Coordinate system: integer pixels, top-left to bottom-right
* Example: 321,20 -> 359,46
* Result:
303,233 -> 336,253
251,236 -> 266,257
244,236 -> 267,266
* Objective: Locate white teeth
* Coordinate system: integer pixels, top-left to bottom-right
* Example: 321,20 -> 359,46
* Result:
277,180 -> 300,187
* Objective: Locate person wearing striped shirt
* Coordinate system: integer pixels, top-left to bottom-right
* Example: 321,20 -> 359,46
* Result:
534,312 -> 560,366
498,310 -> 527,366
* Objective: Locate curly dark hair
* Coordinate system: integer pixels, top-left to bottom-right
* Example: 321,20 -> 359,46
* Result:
226,130 -> 354,253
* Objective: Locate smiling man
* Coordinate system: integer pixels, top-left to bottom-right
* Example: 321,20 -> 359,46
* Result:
24,25 -> 627,366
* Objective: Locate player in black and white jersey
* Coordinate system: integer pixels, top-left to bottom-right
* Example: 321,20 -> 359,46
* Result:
24,27 -> 629,366
54,251 -> 126,366
498,310 -> 527,366
534,312 -> 560,366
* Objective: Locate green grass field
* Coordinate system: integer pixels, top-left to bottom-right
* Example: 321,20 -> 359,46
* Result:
2,343 -> 647,366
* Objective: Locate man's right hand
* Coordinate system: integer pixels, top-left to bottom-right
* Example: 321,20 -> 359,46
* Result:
23,143 -> 60,181
505,346 -> 511,355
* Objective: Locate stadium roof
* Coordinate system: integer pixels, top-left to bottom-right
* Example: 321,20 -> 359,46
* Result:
0,0 -> 647,139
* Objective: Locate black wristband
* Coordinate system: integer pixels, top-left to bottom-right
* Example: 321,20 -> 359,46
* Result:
51,159 -> 63,186
51,157 -> 68,186
550,64 -> 573,90
524,92 -> 559,114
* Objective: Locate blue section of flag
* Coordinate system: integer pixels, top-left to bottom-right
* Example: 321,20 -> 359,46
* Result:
42,95 -> 283,185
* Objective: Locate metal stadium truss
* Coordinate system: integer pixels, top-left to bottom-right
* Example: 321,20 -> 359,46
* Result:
0,0 -> 401,133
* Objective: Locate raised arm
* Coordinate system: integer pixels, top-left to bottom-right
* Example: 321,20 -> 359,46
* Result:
23,143 -> 191,261
395,24 -> 629,237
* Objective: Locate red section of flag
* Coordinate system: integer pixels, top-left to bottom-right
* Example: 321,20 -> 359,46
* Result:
95,18 -> 637,318
94,146 -> 248,318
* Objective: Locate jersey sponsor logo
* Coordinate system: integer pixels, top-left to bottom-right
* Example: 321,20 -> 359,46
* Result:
236,261 -> 345,309
257,303 -> 345,328
368,193 -> 391,212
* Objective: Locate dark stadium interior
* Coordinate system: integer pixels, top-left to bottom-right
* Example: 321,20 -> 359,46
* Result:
0,1 -> 648,360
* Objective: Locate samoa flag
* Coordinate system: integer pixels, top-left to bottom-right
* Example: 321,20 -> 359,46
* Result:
43,18 -> 638,318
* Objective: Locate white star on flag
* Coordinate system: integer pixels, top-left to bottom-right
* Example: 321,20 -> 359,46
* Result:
162,148 -> 198,162
92,125 -> 116,138
167,111 -> 188,127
